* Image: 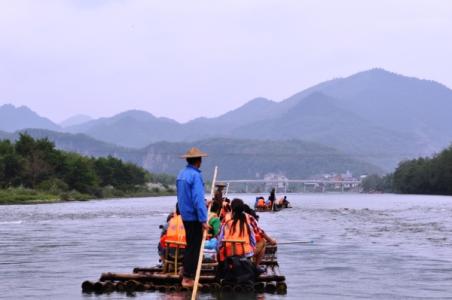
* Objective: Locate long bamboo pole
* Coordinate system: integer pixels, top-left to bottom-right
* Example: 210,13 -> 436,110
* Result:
191,166 -> 218,300
225,182 -> 230,198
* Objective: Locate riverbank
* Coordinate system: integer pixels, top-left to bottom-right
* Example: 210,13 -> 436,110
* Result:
0,187 -> 175,205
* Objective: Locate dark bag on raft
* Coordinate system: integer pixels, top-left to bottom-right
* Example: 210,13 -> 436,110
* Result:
218,256 -> 257,284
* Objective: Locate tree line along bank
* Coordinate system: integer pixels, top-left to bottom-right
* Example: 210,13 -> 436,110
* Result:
0,134 -> 175,204
362,145 -> 452,195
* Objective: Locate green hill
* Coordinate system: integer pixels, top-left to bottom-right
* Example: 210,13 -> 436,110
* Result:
140,138 -> 382,179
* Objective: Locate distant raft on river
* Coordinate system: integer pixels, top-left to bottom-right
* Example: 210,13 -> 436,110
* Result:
254,195 -> 291,212
81,244 -> 287,295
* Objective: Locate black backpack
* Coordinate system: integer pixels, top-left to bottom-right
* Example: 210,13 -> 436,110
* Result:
218,256 -> 257,284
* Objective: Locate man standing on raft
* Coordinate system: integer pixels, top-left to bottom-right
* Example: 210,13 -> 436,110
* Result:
176,147 -> 210,288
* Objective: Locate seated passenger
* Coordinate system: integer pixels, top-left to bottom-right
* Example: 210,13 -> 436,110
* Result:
213,182 -> 227,213
276,196 -> 285,206
159,204 -> 186,261
205,201 -> 221,251
243,204 -> 277,271
219,198 -> 231,222
208,201 -> 221,238
256,197 -> 266,208
218,199 -> 255,262
158,205 -> 176,259
282,196 -> 290,207
265,199 -> 272,208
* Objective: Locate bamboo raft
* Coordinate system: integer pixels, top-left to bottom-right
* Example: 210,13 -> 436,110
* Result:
255,203 -> 291,212
81,245 -> 287,295
254,195 -> 291,212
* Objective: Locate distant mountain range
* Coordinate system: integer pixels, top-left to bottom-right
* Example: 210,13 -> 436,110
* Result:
2,68 -> 452,172
65,110 -> 182,148
0,104 -> 60,132
0,129 -> 381,179
60,114 -> 92,128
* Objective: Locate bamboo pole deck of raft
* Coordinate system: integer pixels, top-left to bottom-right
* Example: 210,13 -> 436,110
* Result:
100,272 -> 286,283
82,280 -> 287,295
82,245 -> 287,295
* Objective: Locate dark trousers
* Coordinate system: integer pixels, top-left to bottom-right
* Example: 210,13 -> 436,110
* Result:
182,221 -> 203,279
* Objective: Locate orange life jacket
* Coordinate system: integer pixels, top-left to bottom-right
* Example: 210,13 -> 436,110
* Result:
257,198 -> 265,207
219,214 -> 253,261
222,212 -> 232,224
165,214 -> 186,248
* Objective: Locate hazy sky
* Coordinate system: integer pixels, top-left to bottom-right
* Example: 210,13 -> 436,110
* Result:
1,0 -> 451,123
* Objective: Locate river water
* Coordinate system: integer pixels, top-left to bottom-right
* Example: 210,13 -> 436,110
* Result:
1,194 -> 452,300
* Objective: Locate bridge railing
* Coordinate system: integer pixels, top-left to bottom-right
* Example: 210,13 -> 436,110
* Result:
218,179 -> 362,194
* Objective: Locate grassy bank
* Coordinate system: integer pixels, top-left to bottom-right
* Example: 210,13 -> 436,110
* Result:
0,187 -> 175,205
0,188 -> 59,204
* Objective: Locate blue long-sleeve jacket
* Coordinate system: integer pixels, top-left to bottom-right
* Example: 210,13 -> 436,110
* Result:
176,165 -> 207,223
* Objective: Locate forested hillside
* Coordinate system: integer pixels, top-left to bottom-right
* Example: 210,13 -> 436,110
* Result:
140,138 -> 382,179
392,146 -> 452,195
362,144 -> 452,195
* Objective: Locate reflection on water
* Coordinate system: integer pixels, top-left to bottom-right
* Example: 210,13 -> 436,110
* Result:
1,194 -> 452,299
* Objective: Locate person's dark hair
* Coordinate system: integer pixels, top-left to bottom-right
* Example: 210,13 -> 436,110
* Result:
166,213 -> 174,223
243,204 -> 259,221
230,198 -> 247,236
175,203 -> 180,215
224,198 -> 230,203
186,157 -> 202,165
211,201 -> 221,214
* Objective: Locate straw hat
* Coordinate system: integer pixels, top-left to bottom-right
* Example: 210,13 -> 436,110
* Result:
180,147 -> 208,158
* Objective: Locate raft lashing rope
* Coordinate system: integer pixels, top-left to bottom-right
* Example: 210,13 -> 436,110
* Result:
81,245 -> 287,295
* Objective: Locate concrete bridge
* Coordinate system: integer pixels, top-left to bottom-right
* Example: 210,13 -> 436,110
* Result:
219,179 -> 362,193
